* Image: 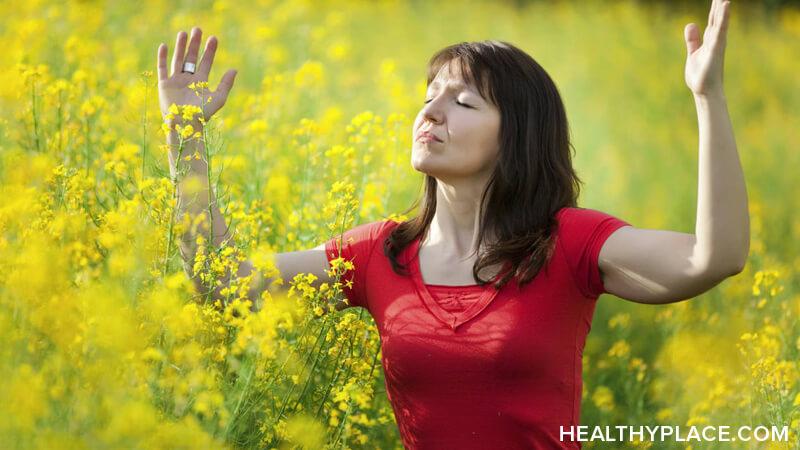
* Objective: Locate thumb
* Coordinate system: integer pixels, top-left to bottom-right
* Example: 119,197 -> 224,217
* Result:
209,69 -> 237,112
684,23 -> 700,55
216,69 -> 237,98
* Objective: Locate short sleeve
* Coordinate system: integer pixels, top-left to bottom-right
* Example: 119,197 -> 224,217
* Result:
324,220 -> 392,310
556,207 -> 632,298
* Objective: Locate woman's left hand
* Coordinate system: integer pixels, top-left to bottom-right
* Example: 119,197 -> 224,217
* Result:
684,0 -> 731,97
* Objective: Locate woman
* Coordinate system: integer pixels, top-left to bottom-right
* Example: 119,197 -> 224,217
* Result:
156,1 -> 747,447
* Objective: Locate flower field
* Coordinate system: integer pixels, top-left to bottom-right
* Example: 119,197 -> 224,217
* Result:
1,0 -> 799,449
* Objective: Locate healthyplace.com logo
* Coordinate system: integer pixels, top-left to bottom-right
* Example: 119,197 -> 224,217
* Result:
560,425 -> 790,443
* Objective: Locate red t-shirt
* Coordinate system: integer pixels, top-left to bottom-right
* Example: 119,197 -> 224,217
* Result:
324,207 -> 632,449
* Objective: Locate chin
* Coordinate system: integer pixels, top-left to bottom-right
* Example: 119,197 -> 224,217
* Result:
411,149 -> 438,175
411,161 -> 451,181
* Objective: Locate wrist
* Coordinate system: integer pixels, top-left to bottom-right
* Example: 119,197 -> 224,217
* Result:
162,114 -> 204,129
162,116 -> 206,144
692,88 -> 726,102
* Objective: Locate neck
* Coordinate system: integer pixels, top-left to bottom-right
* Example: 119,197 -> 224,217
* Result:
424,177 -> 493,260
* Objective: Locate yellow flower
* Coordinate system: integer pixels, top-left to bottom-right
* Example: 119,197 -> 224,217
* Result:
327,41 -> 350,61
179,124 -> 195,140
188,81 -> 209,93
283,414 -> 325,449
181,104 -> 203,122
608,312 -> 630,329
592,386 -> 615,412
608,339 -> 630,358
294,60 -> 325,89
656,408 -> 674,422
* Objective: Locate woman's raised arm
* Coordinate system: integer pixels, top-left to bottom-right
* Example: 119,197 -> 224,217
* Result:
157,28 -> 340,313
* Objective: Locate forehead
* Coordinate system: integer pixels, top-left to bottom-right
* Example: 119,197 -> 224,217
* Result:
428,60 -> 484,95
428,80 -> 473,92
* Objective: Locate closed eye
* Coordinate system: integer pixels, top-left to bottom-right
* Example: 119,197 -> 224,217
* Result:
423,99 -> 473,108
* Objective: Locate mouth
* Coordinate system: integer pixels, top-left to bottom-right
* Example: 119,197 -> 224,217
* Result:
417,131 -> 443,143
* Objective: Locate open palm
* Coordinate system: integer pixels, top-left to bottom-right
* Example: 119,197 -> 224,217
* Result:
684,0 -> 731,96
156,27 -> 238,121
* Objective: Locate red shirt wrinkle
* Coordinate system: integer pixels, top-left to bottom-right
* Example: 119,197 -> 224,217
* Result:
324,207 -> 632,449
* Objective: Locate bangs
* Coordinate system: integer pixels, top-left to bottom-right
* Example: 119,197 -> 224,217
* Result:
426,49 -> 496,105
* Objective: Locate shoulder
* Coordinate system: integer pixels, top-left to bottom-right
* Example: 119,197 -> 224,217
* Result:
327,218 -> 400,251
555,206 -> 629,231
556,206 -> 614,222
335,218 -> 398,236
554,205 -> 632,256
361,218 -> 401,241
553,206 -> 632,298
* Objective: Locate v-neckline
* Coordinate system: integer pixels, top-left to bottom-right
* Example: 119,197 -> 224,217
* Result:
409,236 -> 505,331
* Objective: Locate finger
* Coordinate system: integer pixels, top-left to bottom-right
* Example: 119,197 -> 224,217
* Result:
708,0 -> 717,28
714,0 -> 724,29
157,43 -> 168,81
184,27 -> 203,67
197,36 -> 218,79
718,1 -> 730,32
171,31 -> 188,76
209,69 -> 237,111
685,23 -> 700,55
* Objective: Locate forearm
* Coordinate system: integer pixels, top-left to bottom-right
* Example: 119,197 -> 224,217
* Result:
166,123 -> 254,305
693,91 -> 750,274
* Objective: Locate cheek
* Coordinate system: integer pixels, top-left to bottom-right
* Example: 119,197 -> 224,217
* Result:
481,120 -> 501,156
412,114 -> 424,132
456,119 -> 495,153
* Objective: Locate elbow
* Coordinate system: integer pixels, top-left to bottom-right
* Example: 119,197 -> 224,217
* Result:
728,242 -> 750,276
702,242 -> 750,279
731,255 -> 748,275
723,263 -> 745,279
718,258 -> 747,279
732,229 -> 751,274
697,258 -> 745,283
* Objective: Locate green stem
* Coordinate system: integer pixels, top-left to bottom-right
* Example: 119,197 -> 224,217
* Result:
200,103 -> 218,306
142,79 -> 149,180
222,355 -> 257,439
313,310 -> 363,419
30,78 -> 41,153
266,319 -> 331,448
366,332 -> 381,379
163,139 -> 185,276
56,90 -> 64,160
330,400 -> 354,448
322,310 -> 376,438
84,117 -> 91,175
235,316 -> 317,420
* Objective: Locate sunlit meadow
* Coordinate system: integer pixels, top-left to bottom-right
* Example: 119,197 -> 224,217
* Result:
1,0 -> 799,449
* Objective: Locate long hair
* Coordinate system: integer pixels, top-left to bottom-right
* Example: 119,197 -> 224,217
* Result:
385,40 -> 583,290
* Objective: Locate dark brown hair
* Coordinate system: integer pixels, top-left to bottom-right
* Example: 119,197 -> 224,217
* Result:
383,40 -> 584,290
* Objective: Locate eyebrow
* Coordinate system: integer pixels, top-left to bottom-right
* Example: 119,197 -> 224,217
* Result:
428,80 -> 477,94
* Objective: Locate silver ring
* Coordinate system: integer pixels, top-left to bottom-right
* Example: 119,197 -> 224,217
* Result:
182,62 -> 196,74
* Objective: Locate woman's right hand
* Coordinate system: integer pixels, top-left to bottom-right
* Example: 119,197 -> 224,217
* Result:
156,26 -> 238,124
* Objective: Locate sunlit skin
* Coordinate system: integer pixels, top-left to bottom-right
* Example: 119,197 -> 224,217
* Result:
410,62 -> 503,276
157,27 -> 238,122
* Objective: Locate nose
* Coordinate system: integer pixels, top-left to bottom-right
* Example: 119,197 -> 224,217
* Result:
421,96 -> 444,125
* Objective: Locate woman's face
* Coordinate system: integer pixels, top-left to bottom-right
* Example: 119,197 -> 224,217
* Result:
411,61 -> 501,182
